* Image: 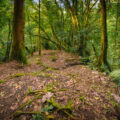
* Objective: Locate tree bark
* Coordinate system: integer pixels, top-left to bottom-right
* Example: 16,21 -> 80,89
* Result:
11,0 -> 27,63
99,0 -> 111,71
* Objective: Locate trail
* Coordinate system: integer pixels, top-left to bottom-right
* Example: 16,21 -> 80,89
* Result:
0,50 -> 119,120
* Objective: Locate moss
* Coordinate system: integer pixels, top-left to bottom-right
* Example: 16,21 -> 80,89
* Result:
17,48 -> 27,64
59,88 -> 68,91
90,85 -> 98,90
47,98 -> 73,112
50,56 -> 58,62
12,73 -> 25,77
36,61 -> 48,68
65,58 -> 78,62
46,68 -> 54,71
0,80 -> 5,84
11,47 -> 27,64
43,73 -> 51,77
45,84 -> 54,92
79,96 -> 86,103
35,58 -> 41,65
27,86 -> 33,94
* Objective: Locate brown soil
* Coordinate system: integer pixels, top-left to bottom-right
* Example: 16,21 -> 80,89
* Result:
0,50 -> 119,120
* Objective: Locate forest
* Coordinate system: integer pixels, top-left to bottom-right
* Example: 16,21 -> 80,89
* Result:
0,0 -> 120,120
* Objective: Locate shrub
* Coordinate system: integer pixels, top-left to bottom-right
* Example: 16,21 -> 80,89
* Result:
110,70 -> 120,86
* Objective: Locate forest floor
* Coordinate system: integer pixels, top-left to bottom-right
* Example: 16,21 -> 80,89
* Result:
0,50 -> 120,120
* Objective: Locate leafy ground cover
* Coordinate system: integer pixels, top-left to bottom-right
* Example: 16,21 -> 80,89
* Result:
0,50 -> 120,120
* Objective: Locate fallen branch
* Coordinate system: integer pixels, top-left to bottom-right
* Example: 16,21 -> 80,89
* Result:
47,99 -> 79,120
62,110 -> 80,120
12,93 -> 42,118
12,110 -> 44,117
12,110 -> 55,119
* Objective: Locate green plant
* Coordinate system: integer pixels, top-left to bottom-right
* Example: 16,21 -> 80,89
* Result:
27,86 -> 33,94
45,84 -> 54,92
79,96 -> 86,103
41,104 -> 55,113
32,114 -> 46,120
79,57 -> 90,65
110,70 -> 120,86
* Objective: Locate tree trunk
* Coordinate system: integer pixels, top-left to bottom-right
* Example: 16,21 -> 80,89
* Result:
28,15 -> 33,56
4,19 -> 12,61
65,0 -> 78,30
11,0 -> 27,63
38,0 -> 41,55
99,0 -> 111,71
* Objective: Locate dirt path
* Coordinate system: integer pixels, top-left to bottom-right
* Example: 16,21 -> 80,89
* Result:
0,50 -> 119,120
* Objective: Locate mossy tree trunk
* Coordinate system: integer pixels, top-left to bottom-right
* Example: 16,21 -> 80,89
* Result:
98,0 -> 111,71
65,0 -> 78,30
11,0 -> 27,64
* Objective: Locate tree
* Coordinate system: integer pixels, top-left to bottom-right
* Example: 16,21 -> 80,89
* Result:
4,19 -> 12,61
11,0 -> 27,63
98,0 -> 111,71
65,0 -> 78,30
38,0 -> 41,55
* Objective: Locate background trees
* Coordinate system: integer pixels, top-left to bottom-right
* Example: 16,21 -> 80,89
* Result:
0,0 -> 120,71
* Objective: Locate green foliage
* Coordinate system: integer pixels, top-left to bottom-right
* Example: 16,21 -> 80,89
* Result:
66,47 -> 78,54
27,86 -> 33,94
110,70 -> 120,86
0,0 -> 120,74
79,96 -> 86,103
79,57 -> 90,65
45,84 -> 54,92
41,104 -> 54,113
32,98 -> 73,120
32,114 -> 46,120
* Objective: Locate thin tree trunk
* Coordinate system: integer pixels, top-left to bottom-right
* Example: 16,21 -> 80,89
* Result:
78,0 -> 84,56
28,15 -> 33,56
38,0 -> 41,55
11,0 -> 27,63
4,19 -> 12,61
114,0 -> 119,48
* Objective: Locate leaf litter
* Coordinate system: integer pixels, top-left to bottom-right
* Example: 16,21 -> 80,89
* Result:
0,50 -> 119,120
